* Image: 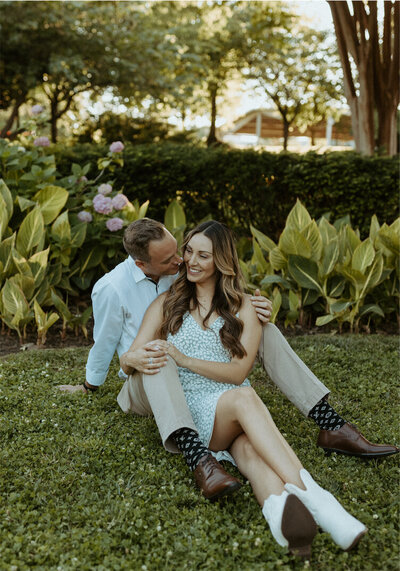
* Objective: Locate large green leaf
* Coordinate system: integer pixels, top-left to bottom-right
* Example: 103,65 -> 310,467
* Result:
318,216 -> 337,245
34,185 -> 69,224
0,195 -> 8,240
369,215 -> 380,242
286,199 -> 311,232
70,223 -> 87,248
250,239 -> 268,273
16,207 -> 44,257
0,233 -> 16,276
51,211 -> 71,242
1,278 -> 30,316
320,238 -> 339,278
12,247 -> 33,277
79,246 -> 105,275
0,179 -> 13,220
260,275 -> 291,289
8,273 -> 35,301
17,196 -> 36,212
352,239 -> 375,273
279,228 -> 312,258
164,200 -> 186,234
28,247 -> 50,287
316,314 -> 336,326
250,225 -> 276,252
346,225 -> 361,254
269,247 -> 287,271
301,220 -> 322,261
287,255 -> 323,293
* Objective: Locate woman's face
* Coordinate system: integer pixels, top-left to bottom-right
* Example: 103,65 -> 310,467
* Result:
184,232 -> 216,284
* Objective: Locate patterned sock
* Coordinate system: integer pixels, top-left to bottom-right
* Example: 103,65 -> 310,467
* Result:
308,398 -> 346,431
172,428 -> 210,471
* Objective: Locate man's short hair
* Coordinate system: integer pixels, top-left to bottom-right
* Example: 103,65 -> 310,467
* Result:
123,218 -> 166,262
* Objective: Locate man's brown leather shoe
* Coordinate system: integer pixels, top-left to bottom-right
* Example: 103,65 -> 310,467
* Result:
317,423 -> 400,458
193,454 -> 242,500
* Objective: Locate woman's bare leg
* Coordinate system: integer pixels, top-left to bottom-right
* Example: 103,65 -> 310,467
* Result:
229,433 -> 285,504
209,387 -> 305,489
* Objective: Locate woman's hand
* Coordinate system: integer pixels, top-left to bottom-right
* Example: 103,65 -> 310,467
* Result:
250,289 -> 272,324
120,339 -> 169,375
166,342 -> 188,368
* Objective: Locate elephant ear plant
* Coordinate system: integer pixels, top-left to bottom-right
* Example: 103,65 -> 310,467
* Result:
243,200 -> 399,332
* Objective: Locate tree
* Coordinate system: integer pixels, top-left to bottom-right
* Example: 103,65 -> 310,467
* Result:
246,22 -> 344,150
327,0 -> 399,156
0,1 -> 50,137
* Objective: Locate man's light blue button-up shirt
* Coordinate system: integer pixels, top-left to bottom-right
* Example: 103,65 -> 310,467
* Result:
85,256 -> 177,386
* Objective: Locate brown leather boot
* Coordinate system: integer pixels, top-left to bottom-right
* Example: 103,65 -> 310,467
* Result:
193,454 -> 242,500
317,423 -> 399,458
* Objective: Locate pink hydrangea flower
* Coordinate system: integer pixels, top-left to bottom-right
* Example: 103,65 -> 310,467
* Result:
106,217 -> 124,232
97,183 -> 113,195
109,141 -> 124,153
111,194 -> 129,210
93,194 -> 113,215
77,211 -> 93,223
33,136 -> 50,147
31,104 -> 44,116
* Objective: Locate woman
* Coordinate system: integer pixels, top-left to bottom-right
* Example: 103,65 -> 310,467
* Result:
121,220 -> 366,558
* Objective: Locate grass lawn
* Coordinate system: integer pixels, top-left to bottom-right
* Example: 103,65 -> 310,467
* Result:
0,334 -> 399,570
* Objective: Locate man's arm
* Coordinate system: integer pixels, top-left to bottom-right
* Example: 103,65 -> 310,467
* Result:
58,282 -> 124,393
120,295 -> 167,376
250,289 -> 272,324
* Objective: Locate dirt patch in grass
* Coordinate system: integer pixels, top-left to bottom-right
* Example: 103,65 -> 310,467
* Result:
0,320 -> 94,358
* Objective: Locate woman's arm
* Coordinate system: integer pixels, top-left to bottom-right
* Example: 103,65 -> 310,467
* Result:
167,295 -> 262,385
120,294 -> 167,375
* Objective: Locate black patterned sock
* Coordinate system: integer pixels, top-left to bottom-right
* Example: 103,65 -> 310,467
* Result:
308,398 -> 346,431
172,428 -> 210,471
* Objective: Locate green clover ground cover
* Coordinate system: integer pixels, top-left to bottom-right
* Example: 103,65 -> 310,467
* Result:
0,335 -> 399,571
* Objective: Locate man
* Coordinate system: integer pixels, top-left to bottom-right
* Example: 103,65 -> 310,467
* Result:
60,219 -> 398,494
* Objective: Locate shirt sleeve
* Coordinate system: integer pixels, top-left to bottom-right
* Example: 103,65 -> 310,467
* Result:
85,280 -> 124,386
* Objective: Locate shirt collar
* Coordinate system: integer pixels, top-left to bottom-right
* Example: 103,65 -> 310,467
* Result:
128,255 -> 177,286
128,256 -> 149,284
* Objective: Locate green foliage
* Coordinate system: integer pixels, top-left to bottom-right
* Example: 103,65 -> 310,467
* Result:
245,201 -> 399,331
0,335 -> 398,569
54,144 -> 399,240
0,129 -> 148,343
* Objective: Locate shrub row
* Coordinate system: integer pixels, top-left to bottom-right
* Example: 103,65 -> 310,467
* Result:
55,143 -> 399,239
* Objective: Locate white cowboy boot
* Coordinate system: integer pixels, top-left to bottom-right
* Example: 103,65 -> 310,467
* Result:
262,490 -> 317,558
285,469 -> 367,550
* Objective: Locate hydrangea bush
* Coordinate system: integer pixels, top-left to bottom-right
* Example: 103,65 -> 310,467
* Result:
0,106 -> 148,343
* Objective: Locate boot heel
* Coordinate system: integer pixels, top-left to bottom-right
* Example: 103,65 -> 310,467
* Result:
281,495 -> 317,560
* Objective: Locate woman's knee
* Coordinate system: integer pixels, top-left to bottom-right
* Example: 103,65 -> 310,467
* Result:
231,434 -> 258,462
231,386 -> 260,412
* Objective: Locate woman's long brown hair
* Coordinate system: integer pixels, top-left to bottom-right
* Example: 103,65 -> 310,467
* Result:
160,221 -> 247,358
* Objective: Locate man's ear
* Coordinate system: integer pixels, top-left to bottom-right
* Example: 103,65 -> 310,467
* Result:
135,259 -> 146,271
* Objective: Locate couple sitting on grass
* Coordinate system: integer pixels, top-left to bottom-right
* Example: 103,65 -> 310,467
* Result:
60,218 -> 398,559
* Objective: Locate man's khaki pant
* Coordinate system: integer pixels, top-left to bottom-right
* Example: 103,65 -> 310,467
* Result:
117,323 -> 329,451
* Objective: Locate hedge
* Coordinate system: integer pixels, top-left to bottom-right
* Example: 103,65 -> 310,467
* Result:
55,143 -> 399,240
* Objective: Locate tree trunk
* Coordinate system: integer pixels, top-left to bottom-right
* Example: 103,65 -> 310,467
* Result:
0,96 -> 25,138
328,0 -> 399,156
377,103 -> 397,155
50,99 -> 58,143
282,119 -> 289,150
206,84 -> 218,146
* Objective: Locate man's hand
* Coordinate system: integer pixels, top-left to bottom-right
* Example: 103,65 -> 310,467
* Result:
120,340 -> 169,375
58,384 -> 86,393
250,289 -> 272,324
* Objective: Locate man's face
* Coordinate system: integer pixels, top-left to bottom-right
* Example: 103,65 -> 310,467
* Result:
136,231 -> 182,280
